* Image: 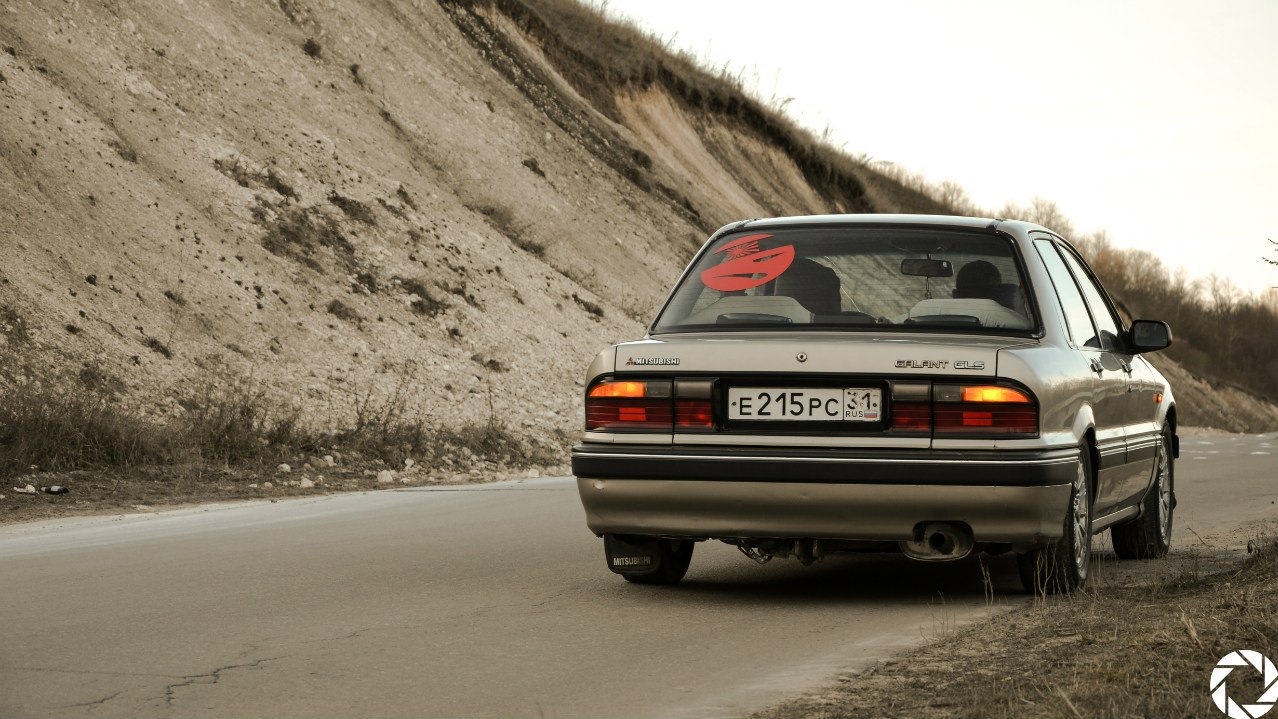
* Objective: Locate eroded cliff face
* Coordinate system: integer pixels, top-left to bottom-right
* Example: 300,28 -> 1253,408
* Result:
4,1 -> 1259,442
0,0 -> 902,437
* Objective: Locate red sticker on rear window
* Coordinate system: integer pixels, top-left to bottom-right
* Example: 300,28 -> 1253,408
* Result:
700,234 -> 795,291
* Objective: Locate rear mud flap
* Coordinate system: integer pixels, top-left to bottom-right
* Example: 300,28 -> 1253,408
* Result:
604,535 -> 663,576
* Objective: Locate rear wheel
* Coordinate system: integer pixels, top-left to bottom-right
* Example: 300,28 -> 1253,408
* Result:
622,540 -> 694,585
1018,445 -> 1093,594
1111,426 -> 1174,559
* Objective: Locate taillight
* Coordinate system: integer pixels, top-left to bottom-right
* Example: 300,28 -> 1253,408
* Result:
933,384 -> 1037,436
585,379 -> 715,432
586,380 -> 673,431
890,402 -> 931,432
675,399 -> 714,430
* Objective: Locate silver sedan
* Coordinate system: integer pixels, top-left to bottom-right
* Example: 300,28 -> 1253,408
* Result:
572,214 -> 1176,593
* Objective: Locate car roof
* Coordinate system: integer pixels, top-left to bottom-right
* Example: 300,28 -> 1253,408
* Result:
725,214 -> 1051,237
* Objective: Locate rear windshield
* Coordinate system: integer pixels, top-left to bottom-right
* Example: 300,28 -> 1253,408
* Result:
652,226 -> 1036,334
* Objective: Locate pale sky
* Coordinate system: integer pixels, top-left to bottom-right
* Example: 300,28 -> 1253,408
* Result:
596,0 -> 1278,297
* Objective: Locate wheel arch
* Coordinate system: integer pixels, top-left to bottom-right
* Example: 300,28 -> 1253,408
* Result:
1082,427 -> 1099,507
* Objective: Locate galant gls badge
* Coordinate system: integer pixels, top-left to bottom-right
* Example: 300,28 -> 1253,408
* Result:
796,352 -> 808,363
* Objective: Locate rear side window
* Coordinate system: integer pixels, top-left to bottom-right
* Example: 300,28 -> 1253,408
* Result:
653,226 -> 1036,334
1034,240 -> 1099,349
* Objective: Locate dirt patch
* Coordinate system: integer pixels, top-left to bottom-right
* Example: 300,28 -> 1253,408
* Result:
1153,359 -> 1278,434
754,531 -> 1278,719
2,457 -> 570,526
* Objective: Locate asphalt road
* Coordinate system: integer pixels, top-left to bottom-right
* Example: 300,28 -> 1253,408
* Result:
1,432 -> 1273,718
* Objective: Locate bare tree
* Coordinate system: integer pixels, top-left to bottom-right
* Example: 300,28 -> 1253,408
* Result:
936,180 -> 975,215
1025,197 -> 1076,237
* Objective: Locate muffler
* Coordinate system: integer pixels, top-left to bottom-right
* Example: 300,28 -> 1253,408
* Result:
900,522 -> 974,561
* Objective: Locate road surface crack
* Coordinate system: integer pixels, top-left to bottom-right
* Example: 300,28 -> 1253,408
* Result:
61,691 -> 122,710
162,656 -> 280,708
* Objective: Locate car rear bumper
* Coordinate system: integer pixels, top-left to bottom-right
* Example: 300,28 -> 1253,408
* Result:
572,443 -> 1076,543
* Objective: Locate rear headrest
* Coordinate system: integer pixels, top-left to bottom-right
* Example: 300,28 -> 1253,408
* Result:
774,258 -> 840,315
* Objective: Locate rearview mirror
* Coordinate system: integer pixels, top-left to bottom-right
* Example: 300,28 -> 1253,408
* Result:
900,259 -> 954,278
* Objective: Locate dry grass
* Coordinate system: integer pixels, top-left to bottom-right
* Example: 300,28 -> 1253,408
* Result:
0,361 -> 563,482
753,538 -> 1278,719
0,377 -> 187,474
1,362 -> 569,524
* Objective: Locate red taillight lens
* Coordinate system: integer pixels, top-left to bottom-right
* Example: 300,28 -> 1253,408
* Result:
675,399 -> 714,430
890,401 -> 931,432
586,380 -> 673,431
587,399 -> 673,431
934,405 -> 1037,434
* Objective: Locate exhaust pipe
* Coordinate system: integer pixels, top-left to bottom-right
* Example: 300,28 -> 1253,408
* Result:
900,522 -> 974,561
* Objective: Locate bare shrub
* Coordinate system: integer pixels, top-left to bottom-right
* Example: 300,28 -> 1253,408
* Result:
0,379 -> 186,475
328,192 -> 376,225
0,304 -> 28,344
259,204 -> 355,272
326,299 -> 360,322
178,377 -> 303,464
107,139 -> 138,163
571,292 -> 604,318
143,336 -> 172,358
398,277 -> 448,316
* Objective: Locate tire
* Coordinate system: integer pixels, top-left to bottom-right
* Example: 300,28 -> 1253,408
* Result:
1111,425 -> 1174,559
622,540 -> 694,585
1018,444 -> 1093,594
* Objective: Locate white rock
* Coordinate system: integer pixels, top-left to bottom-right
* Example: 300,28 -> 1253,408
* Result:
14,484 -> 37,494
528,469 -> 541,478
404,458 -> 415,469
376,470 -> 394,484
300,478 -> 315,489
323,455 -> 336,467
398,477 -> 414,485
277,463 -> 292,474
248,483 -> 258,489
261,481 -> 274,489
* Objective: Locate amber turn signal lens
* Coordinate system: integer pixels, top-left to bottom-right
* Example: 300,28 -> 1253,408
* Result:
588,381 -> 649,398
960,386 -> 1032,404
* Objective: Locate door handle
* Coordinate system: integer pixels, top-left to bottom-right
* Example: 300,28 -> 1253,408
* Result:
1089,358 -> 1103,374
1120,361 -> 1133,374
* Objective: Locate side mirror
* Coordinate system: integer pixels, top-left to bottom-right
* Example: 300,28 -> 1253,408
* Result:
1129,320 -> 1172,353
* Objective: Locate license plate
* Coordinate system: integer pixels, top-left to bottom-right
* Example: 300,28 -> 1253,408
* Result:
728,387 -> 882,422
